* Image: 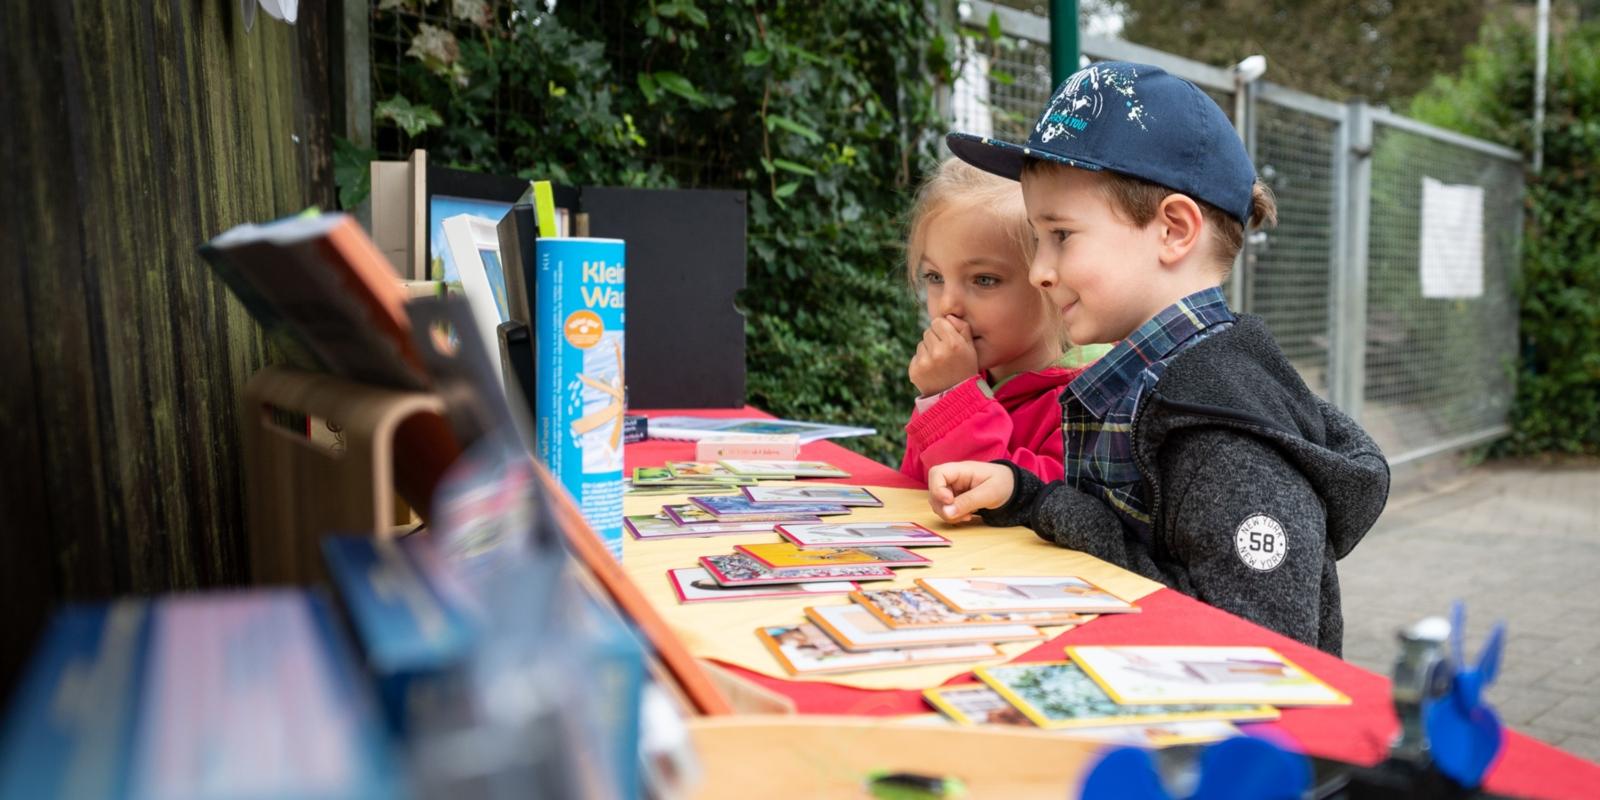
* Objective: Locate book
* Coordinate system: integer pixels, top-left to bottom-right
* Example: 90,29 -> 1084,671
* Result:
0,591 -> 404,797
645,416 -> 875,443
694,434 -> 801,461
199,212 -> 429,390
442,213 -> 511,373
535,236 -> 627,556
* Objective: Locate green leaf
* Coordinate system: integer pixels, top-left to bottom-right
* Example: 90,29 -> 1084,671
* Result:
988,68 -> 1015,86
767,114 -> 823,143
637,72 -> 659,103
772,158 -> 817,176
743,48 -> 772,67
375,95 -> 443,137
774,181 -> 801,199
652,71 -> 707,105
987,10 -> 1003,42
332,136 -> 378,210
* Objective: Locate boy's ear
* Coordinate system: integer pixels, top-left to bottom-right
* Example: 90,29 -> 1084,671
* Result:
1155,193 -> 1206,266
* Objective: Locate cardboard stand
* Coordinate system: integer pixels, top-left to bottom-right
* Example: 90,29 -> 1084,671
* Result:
241,365 -> 446,584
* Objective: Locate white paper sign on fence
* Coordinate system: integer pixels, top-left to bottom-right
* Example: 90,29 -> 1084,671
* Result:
1419,177 -> 1485,299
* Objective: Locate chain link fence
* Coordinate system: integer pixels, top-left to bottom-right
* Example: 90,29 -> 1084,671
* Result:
956,1 -> 1525,467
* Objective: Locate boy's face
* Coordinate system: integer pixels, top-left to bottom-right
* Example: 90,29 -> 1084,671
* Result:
918,205 -> 1057,377
1021,168 -> 1171,345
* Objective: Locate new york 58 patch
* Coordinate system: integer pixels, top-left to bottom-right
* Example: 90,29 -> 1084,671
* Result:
1234,514 -> 1287,572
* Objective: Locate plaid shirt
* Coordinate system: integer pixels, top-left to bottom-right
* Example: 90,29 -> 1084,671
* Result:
1061,287 -> 1236,540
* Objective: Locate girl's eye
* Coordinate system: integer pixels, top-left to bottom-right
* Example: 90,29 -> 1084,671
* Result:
1052,230 -> 1070,244
974,275 -> 1000,287
921,271 -> 944,285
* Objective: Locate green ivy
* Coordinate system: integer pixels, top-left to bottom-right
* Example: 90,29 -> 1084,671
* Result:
1410,19 -> 1600,455
354,1 -> 966,464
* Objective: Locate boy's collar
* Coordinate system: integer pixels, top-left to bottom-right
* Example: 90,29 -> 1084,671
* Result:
1068,287 -> 1235,417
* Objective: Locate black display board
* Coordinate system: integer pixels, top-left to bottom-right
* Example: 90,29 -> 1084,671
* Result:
581,187 -> 748,409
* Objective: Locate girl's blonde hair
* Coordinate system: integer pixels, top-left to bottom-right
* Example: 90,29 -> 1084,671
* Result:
904,157 -> 1035,290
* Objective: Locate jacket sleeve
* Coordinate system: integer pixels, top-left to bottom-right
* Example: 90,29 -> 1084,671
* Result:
903,377 -> 1066,483
1158,429 -> 1327,649
978,461 -> 1171,584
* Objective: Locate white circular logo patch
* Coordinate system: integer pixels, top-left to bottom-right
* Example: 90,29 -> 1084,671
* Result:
1234,514 -> 1287,572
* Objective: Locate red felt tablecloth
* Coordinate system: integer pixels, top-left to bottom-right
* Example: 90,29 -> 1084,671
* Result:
628,408 -> 1600,800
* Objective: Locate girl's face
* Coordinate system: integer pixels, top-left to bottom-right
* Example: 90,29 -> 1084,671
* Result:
917,204 -> 1060,381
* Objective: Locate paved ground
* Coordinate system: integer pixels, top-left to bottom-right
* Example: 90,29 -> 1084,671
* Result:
1339,458 -> 1600,762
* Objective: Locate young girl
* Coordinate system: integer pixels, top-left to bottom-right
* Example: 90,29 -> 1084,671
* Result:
899,158 -> 1105,484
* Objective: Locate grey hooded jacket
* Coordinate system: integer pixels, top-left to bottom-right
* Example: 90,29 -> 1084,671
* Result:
980,315 -> 1390,655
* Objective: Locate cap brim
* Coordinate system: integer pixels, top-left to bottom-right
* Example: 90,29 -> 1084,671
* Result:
946,132 -> 1105,181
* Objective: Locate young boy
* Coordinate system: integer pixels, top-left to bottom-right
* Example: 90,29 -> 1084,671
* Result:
933,62 -> 1389,655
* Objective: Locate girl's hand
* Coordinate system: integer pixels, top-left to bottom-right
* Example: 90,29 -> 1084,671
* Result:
927,461 -> 1014,523
909,315 -> 979,396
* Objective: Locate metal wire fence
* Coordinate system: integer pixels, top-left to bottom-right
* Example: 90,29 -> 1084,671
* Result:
957,1 -> 1525,466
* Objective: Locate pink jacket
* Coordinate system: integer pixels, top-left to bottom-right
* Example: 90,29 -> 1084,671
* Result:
899,365 -> 1085,485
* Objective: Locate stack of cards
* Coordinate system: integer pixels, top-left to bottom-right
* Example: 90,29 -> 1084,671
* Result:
918,645 -> 1349,742
716,459 -> 850,479
672,523 -> 953,605
753,575 -> 1136,677
625,461 -> 754,497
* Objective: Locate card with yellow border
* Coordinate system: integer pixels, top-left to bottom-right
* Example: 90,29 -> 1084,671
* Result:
1064,646 -> 1351,707
735,542 -> 930,569
974,661 -> 1281,729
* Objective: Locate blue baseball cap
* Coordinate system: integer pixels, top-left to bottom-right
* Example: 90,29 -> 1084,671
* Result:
946,61 -> 1257,226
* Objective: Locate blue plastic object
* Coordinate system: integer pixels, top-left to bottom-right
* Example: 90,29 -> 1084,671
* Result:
1080,735 -> 1309,800
1424,601 -> 1507,788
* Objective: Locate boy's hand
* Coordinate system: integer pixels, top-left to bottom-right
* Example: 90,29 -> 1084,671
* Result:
909,315 -> 979,396
928,461 -> 1015,523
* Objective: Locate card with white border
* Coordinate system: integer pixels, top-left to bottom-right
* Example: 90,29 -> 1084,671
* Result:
756,623 -> 1000,676
668,567 -> 856,603
777,521 -> 951,549
698,553 -> 895,586
916,576 -> 1137,614
734,542 -> 931,569
741,484 -> 883,507
803,604 -> 1044,650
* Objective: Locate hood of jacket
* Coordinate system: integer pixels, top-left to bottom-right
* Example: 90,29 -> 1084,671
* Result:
1133,314 -> 1389,560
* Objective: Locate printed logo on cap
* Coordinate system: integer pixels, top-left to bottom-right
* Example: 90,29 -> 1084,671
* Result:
1035,63 -> 1149,144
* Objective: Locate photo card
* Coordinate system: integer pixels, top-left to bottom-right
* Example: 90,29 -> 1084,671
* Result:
852,587 -> 1090,630
1064,646 -> 1351,707
741,484 -> 883,507
923,684 -> 1034,726
757,624 -> 1000,676
689,495 -> 851,521
916,576 -> 1138,614
662,503 -> 819,527
803,604 -> 1044,651
777,521 -> 952,550
974,661 -> 1280,730
716,459 -> 850,478
668,568 -> 856,603
698,554 -> 895,587
624,513 -> 779,540
735,542 -> 931,569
